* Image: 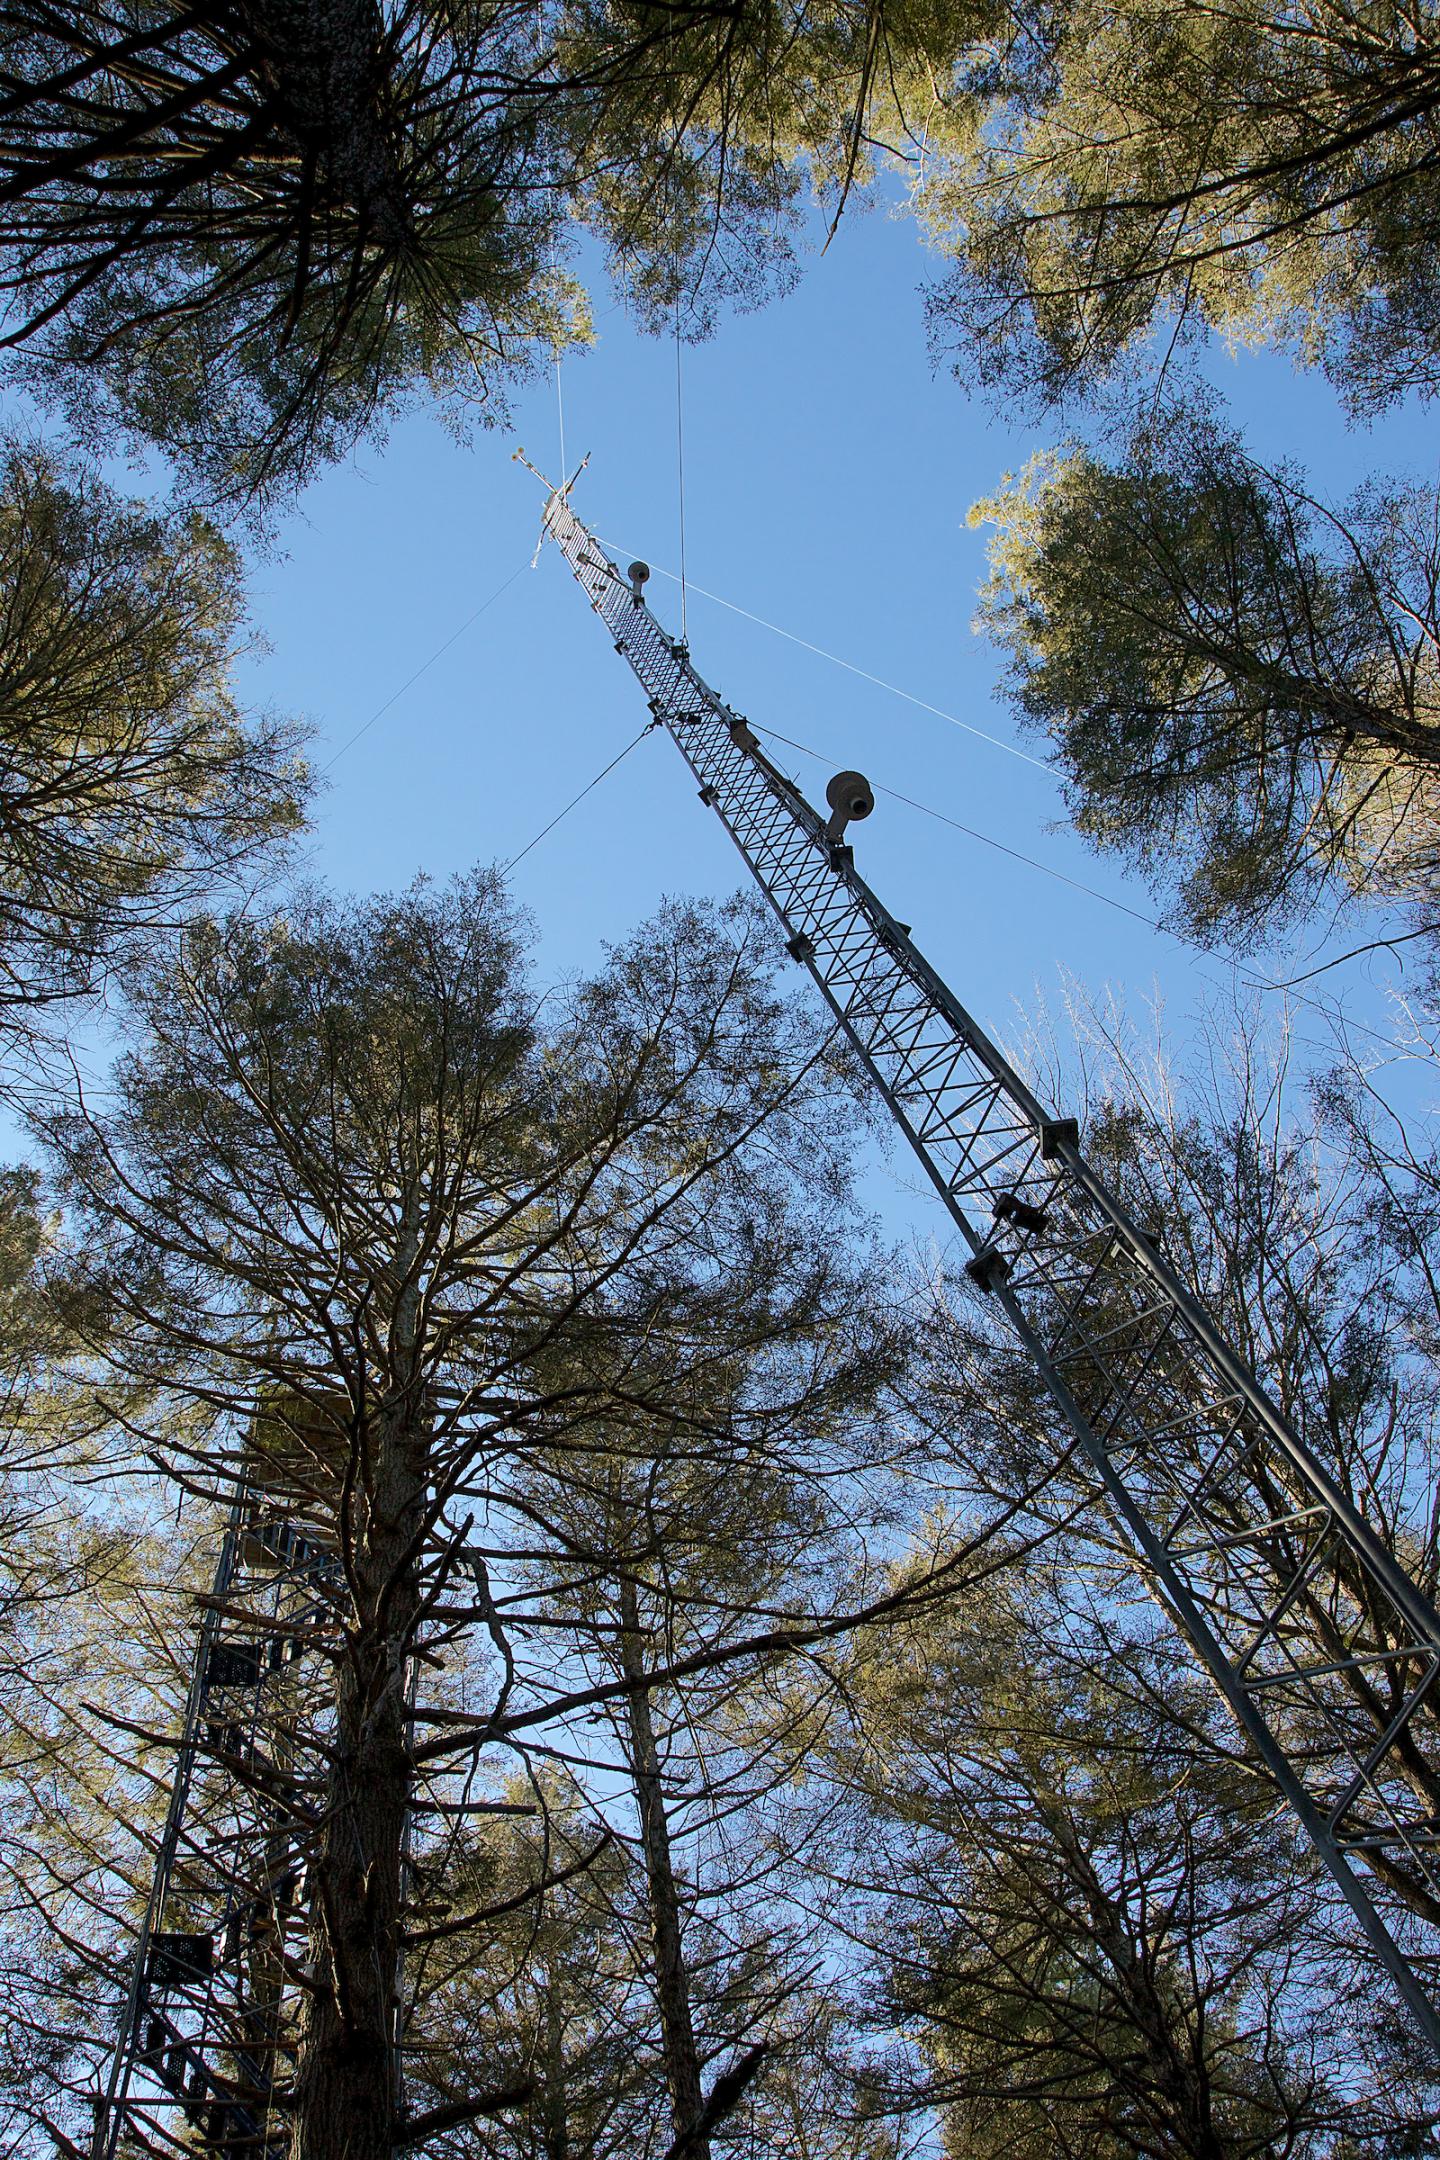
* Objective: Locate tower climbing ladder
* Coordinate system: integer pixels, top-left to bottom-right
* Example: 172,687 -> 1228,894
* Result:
540,478 -> 1440,2059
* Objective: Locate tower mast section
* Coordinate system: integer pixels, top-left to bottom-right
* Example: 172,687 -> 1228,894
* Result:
540,478 -> 1440,2058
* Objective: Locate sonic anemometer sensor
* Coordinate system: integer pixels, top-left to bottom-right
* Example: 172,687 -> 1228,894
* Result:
824,769 -> 875,843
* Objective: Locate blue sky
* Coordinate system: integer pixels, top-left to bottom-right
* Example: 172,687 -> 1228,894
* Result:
20,196 -> 1431,1221
232,202 -> 1431,1138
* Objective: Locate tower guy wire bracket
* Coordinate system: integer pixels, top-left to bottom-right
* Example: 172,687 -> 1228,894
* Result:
536,477 -> 1440,2061
516,445 -> 588,566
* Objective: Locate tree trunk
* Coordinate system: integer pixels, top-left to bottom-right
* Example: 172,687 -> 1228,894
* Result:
235,0 -> 413,242
617,1575 -> 709,2160
290,1211 -> 428,2160
541,1961 -> 570,2160
288,1440 -> 421,2159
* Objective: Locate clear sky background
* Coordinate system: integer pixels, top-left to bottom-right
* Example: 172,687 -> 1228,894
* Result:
20,194 -> 1436,1230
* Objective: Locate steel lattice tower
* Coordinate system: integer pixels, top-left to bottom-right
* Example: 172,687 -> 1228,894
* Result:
91,1419 -> 345,2160
540,478 -> 1440,2057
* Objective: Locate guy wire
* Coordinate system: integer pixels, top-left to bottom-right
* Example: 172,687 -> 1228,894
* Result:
553,233 -> 567,480
675,294 -> 689,648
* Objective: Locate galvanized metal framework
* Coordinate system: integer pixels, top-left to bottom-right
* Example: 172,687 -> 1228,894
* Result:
91,1497 -> 339,2160
543,482 -> 1440,2055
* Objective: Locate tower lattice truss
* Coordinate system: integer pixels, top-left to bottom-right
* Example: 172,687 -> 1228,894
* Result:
94,1484 -> 340,2160
541,482 -> 1440,2057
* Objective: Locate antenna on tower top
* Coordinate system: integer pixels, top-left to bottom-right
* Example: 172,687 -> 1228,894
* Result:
515,447 -> 591,565
514,445 -> 589,501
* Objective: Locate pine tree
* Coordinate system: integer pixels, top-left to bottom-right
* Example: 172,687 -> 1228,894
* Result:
970,408 -> 1440,944
511,1368 -> 901,2158
39,875 -> 902,2160
0,0 -> 960,510
915,0 -> 1440,410
0,1169 -> 205,2154
836,1563 -> 1352,2158
402,1790 -> 663,2159
0,433 -> 306,1052
913,991 -> 1440,1965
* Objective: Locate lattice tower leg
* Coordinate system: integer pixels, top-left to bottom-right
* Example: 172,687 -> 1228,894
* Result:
541,483 -> 1440,2060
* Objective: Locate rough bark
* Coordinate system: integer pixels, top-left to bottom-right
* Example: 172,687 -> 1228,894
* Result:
233,0 -> 414,245
289,1208 -> 427,2160
617,1575 -> 710,2160
288,1450 -> 420,2158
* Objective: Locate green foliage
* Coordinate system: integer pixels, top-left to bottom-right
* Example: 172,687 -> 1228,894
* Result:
7,0 -> 1437,485
43,875 -> 872,1404
917,0 -> 1440,409
556,0 -> 995,326
0,434 -> 307,1041
970,408 -> 1440,942
0,1160 -> 206,2155
844,1572 -> 1349,2158
0,0 -> 584,509
0,0 -> 985,508
17,924 -> 1440,2151
408,1794 -> 665,2158
915,989 -> 1440,1988
34,873 -> 906,2159
0,1492 -> 222,2157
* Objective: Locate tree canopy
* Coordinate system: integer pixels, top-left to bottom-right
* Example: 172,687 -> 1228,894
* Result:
916,0 -> 1440,410
5,0 -> 1439,502
970,410 -> 1440,942
840,1570 -> 1339,2159
7,889 -> 1440,2154
0,0 -> 972,510
4,0 -> 1440,2136
0,432 -> 306,1050
35,873 -> 918,2160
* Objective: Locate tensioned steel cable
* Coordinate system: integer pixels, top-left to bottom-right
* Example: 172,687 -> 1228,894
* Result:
595,539 -> 1052,774
541,482 -> 1440,2058
502,722 -> 656,872
745,720 -> 1413,1055
674,300 -> 690,649
322,562 -> 530,771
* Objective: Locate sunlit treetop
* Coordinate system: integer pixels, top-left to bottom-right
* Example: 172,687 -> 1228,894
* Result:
970,407 -> 1440,942
0,0 -> 987,513
914,0 -> 1440,408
